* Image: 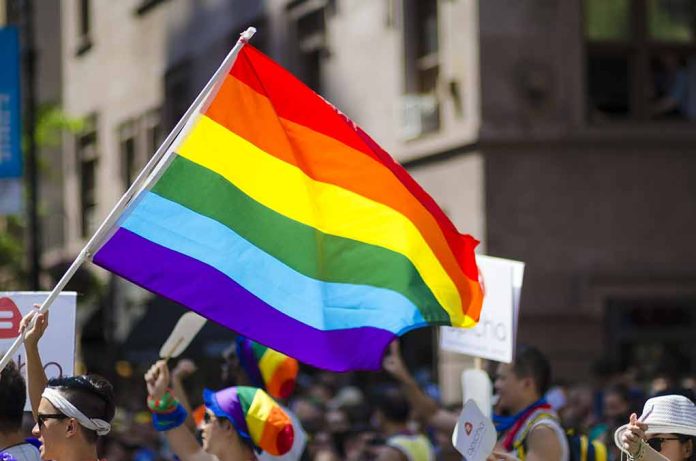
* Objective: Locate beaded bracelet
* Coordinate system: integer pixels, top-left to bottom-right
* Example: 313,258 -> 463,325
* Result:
147,389 -> 178,414
629,440 -> 646,461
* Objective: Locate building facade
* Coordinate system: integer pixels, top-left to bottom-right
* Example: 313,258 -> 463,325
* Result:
49,0 -> 696,391
480,0 -> 696,381
53,0 -> 484,385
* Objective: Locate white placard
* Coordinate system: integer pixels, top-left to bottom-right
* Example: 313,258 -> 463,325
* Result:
452,399 -> 497,461
0,292 -> 77,410
511,258 -> 524,349
440,255 -> 524,363
462,368 -> 492,419
159,312 -> 207,359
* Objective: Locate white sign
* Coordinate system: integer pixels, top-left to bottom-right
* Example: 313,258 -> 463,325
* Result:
452,399 -> 497,461
159,312 -> 207,359
0,292 -> 77,410
462,368 -> 492,419
440,255 -> 524,363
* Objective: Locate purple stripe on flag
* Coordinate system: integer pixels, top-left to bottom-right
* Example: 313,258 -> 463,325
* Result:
93,228 -> 395,371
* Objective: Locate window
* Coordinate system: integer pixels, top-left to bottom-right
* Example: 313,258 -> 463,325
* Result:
77,115 -> 98,238
76,0 -> 92,55
4,1 -> 21,24
289,1 -> 329,94
401,0 -> 440,139
605,297 -> 696,377
118,121 -> 137,189
164,60 -> 192,131
142,108 -> 162,159
116,110 -> 161,194
585,0 -> 696,122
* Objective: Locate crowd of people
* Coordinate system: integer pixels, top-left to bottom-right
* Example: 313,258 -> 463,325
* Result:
0,308 -> 695,461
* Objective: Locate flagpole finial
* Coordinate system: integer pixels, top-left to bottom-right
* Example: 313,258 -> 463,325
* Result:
240,27 -> 256,42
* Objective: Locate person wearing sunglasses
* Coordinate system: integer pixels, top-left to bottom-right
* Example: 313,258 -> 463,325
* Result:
170,336 -> 307,461
615,395 -> 696,461
144,360 -> 294,461
19,310 -> 115,461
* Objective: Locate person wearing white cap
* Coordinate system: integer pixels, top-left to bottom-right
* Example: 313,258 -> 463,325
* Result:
615,394 -> 696,461
20,310 -> 116,461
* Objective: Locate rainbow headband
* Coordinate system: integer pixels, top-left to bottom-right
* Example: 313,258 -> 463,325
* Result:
203,386 -> 293,456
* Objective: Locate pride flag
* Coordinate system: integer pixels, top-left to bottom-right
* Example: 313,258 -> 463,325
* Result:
92,43 -> 483,371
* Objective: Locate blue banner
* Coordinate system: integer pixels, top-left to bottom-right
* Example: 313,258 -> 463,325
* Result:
0,27 -> 22,179
0,178 -> 22,215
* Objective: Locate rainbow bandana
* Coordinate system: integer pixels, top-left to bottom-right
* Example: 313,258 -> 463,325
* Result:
236,336 -> 299,399
203,386 -> 294,455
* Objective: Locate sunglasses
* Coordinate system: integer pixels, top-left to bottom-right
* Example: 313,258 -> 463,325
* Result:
203,412 -> 230,426
36,413 -> 68,427
647,437 -> 682,452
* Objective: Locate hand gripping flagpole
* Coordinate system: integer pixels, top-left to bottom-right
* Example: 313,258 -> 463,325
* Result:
0,27 -> 257,373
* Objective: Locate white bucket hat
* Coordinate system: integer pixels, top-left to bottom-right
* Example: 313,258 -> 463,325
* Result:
614,395 -> 696,453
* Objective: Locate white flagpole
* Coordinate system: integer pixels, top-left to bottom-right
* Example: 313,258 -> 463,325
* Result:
0,27 -> 257,373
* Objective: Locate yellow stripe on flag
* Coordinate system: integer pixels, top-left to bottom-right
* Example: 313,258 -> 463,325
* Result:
177,115 -> 472,325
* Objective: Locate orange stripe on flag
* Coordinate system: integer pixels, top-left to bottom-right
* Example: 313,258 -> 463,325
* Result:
205,74 -> 480,319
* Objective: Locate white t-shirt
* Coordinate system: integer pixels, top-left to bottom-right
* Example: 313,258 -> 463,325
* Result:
506,407 -> 569,461
528,418 -> 569,461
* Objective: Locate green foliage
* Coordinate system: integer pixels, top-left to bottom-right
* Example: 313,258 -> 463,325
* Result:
0,105 -> 85,288
21,103 -> 86,152
585,0 -> 630,41
648,0 -> 693,42
0,216 -> 27,288
585,0 -> 695,43
35,104 -> 86,148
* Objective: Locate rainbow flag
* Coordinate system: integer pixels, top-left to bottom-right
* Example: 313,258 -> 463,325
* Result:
92,43 -> 483,371
236,336 -> 299,399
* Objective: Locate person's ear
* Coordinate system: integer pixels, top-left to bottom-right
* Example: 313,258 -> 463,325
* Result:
521,376 -> 534,391
220,419 -> 235,434
66,418 -> 78,438
683,438 -> 693,459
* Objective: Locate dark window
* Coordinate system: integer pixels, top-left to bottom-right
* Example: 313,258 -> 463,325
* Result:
401,0 -> 440,138
143,108 -> 162,159
289,1 -> 328,94
77,115 -> 98,238
79,0 -> 90,36
587,54 -> 630,116
416,0 -> 439,59
76,0 -> 93,55
605,297 -> 696,378
585,0 -> 696,122
164,60 -> 192,131
118,121 -> 137,189
5,0 -> 21,24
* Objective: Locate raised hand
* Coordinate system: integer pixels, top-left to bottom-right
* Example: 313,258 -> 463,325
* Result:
19,306 -> 49,349
621,413 -> 648,456
172,358 -> 197,381
144,360 -> 170,400
382,340 -> 410,381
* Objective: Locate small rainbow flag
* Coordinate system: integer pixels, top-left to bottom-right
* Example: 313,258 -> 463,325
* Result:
236,336 -> 299,400
92,43 -> 483,371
